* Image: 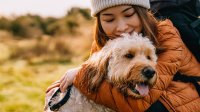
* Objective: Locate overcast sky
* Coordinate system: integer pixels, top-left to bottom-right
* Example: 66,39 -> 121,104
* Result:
0,0 -> 91,17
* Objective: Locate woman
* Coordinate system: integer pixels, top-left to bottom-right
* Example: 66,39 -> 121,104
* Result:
46,0 -> 200,111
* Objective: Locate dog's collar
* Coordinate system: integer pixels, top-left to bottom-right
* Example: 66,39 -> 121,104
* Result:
48,84 -> 73,111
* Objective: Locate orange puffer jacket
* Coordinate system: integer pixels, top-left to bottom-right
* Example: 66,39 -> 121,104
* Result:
74,19 -> 200,112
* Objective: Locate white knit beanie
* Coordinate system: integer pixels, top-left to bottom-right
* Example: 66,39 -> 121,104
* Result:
90,0 -> 150,16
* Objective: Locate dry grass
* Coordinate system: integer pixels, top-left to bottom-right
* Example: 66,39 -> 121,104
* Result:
0,21 -> 93,111
0,35 -> 91,111
0,60 -> 82,112
0,31 -> 93,64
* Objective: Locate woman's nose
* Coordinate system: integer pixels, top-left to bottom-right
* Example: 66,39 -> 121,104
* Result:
116,20 -> 129,33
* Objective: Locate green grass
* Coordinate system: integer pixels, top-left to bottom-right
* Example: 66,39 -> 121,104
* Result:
0,61 -> 81,112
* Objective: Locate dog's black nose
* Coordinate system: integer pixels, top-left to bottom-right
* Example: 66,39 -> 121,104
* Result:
142,67 -> 155,79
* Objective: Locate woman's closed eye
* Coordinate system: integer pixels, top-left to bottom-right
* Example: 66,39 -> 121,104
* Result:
101,16 -> 115,23
104,18 -> 114,22
124,12 -> 135,17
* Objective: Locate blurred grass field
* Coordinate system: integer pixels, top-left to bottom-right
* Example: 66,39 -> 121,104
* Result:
0,35 -> 91,112
0,61 -> 81,112
0,36 -> 90,112
0,7 -> 94,112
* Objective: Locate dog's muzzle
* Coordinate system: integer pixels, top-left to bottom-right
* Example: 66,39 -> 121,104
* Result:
126,66 -> 156,98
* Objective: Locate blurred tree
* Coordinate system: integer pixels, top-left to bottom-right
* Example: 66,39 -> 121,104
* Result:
43,17 -> 58,35
0,7 -> 92,37
10,14 -> 43,38
66,20 -> 79,34
45,21 -> 60,36
11,18 -> 26,37
0,17 -> 11,30
79,8 -> 92,20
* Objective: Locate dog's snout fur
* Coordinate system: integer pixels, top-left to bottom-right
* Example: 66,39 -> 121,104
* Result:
142,66 -> 155,79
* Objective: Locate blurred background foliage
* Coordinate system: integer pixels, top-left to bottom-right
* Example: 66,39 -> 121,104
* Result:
0,7 -> 94,112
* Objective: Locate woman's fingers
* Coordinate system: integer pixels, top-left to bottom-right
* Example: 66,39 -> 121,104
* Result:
46,82 -> 60,93
60,78 -> 66,92
59,71 -> 68,82
57,72 -> 69,92
60,77 -> 69,93
59,67 -> 81,93
46,87 -> 57,97
61,82 -> 69,93
46,71 -> 67,93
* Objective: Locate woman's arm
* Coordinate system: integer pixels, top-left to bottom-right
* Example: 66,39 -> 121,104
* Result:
73,20 -> 184,112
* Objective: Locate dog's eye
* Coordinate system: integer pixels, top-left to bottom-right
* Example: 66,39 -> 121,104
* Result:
125,53 -> 134,59
147,56 -> 151,60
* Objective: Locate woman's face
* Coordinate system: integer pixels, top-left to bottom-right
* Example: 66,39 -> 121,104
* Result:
100,5 -> 142,39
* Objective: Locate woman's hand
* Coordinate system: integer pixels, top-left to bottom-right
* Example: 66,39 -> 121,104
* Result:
44,67 -> 81,110
59,67 -> 81,93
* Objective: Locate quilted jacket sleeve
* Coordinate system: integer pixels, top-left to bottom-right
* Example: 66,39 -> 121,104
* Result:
73,20 -> 184,112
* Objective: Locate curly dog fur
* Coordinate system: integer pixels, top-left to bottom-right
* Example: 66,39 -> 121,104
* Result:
45,32 -> 157,112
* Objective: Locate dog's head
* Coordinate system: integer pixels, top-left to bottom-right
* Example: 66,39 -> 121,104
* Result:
82,32 -> 157,98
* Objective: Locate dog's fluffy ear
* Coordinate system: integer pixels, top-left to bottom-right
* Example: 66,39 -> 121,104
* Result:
80,52 -> 110,92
